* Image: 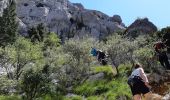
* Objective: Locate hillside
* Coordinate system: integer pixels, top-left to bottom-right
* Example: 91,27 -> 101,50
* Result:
0,0 -> 170,100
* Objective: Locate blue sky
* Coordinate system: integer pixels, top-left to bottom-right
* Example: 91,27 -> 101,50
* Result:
69,0 -> 170,29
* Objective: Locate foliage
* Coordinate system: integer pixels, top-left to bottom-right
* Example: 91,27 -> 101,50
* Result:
92,65 -> 117,80
43,32 -> 61,49
156,27 -> 170,52
28,23 -> 48,42
87,96 -> 104,100
133,47 -> 157,73
73,77 -> 131,99
0,36 -> 43,80
21,67 -> 51,100
74,80 -> 110,97
118,63 -> 132,76
0,0 -> 18,46
36,94 -> 64,100
105,34 -> 137,75
0,76 -> 17,94
0,95 -> 21,100
56,38 -> 96,87
64,95 -> 82,100
104,78 -> 132,100
0,29 -> 162,99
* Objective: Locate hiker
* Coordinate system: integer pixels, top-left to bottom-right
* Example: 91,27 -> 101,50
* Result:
97,50 -> 107,65
128,63 -> 151,100
154,41 -> 170,69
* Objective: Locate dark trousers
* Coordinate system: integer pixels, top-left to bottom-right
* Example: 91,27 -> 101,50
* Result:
158,53 -> 170,69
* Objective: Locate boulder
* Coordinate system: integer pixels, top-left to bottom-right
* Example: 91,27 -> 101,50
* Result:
87,72 -> 105,82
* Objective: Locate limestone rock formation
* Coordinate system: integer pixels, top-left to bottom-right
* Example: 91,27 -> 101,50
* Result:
110,15 -> 122,25
15,0 -> 125,39
0,0 -> 9,16
125,18 -> 157,38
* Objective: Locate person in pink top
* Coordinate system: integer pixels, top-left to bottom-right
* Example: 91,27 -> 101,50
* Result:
128,63 -> 151,100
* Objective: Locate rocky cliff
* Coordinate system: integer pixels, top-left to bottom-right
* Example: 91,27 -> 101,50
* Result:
15,0 -> 126,39
0,0 -> 8,16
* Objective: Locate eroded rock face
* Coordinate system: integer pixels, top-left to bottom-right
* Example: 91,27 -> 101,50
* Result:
125,18 -> 157,38
0,0 -> 9,16
148,70 -> 170,95
15,0 -> 125,39
110,15 -> 122,25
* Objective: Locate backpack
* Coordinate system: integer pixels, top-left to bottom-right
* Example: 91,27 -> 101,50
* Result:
127,76 -> 135,87
127,76 -> 143,87
91,48 -> 97,56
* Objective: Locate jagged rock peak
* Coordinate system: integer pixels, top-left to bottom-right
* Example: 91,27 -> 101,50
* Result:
125,17 -> 157,38
110,15 -> 122,24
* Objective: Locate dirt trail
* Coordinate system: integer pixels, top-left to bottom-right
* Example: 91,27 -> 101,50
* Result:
151,80 -> 170,95
149,73 -> 170,97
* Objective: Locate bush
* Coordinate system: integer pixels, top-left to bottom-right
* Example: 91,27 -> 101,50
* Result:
0,77 -> 17,94
36,94 -> 64,100
21,67 -> 52,100
56,38 -> 97,87
74,80 -> 110,97
133,47 -> 158,73
73,76 -> 132,99
0,95 -> 21,100
64,95 -> 82,100
105,34 -> 137,75
87,96 -> 104,100
92,65 -> 117,80
105,78 -> 132,100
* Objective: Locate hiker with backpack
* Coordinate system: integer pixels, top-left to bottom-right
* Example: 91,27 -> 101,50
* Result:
154,41 -> 170,69
97,50 -> 107,65
128,63 -> 151,100
90,48 -> 108,65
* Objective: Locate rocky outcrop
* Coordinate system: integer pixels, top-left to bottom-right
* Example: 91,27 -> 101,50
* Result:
87,72 -> 105,82
125,18 -> 157,38
0,0 -> 9,16
15,0 -> 125,39
110,15 -> 122,25
148,70 -> 170,95
162,93 -> 170,100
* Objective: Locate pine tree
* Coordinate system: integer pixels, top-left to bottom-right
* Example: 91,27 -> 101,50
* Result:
0,0 -> 18,47
28,23 -> 47,42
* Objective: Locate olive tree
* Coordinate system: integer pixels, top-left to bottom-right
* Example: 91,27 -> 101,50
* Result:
0,37 -> 43,80
56,37 -> 97,87
105,34 -> 137,75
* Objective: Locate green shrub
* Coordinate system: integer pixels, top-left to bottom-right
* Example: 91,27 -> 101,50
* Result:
74,76 -> 132,99
0,76 -> 17,94
92,65 -> 117,80
21,68 -> 52,100
64,95 -> 82,100
36,94 -> 64,100
134,47 -> 156,73
105,78 -> 132,100
74,80 -> 110,97
0,95 -> 21,100
87,96 -> 104,100
118,63 -> 132,76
